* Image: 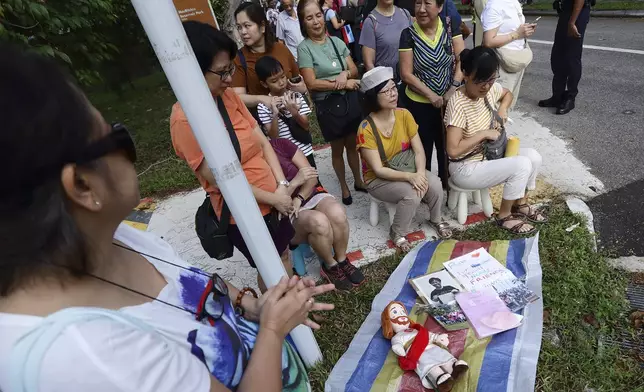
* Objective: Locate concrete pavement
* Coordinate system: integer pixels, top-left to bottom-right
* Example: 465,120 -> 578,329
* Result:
145,17 -> 644,286
512,17 -> 644,259
146,111 -> 600,289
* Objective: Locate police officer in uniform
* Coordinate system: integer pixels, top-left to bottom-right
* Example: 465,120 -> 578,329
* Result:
538,0 -> 591,115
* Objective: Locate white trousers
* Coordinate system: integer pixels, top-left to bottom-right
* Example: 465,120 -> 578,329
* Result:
498,66 -> 526,109
449,148 -> 542,200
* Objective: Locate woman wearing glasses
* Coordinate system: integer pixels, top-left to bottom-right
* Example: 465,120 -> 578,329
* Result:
445,47 -> 546,235
0,44 -> 334,392
357,67 -> 453,252
233,2 -> 307,116
172,22 -> 302,293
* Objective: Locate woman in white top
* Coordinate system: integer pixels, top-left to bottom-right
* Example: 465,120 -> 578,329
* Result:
445,47 -> 547,234
481,0 -> 536,108
0,44 -> 334,392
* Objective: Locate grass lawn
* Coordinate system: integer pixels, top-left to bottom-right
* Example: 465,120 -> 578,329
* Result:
309,201 -> 643,392
90,72 -> 326,198
90,72 -> 198,198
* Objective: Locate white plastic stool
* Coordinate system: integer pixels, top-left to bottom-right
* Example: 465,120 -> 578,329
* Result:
447,179 -> 493,225
369,195 -> 396,227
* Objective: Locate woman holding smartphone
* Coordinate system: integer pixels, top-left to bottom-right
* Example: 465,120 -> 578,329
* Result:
233,1 -> 309,115
481,0 -> 536,108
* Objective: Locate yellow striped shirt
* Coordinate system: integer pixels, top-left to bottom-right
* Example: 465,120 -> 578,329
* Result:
444,83 -> 504,161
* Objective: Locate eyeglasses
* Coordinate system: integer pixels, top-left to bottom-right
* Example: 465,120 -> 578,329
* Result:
207,64 -> 236,80
73,123 -> 137,165
196,273 -> 229,325
378,84 -> 398,97
475,74 -> 500,86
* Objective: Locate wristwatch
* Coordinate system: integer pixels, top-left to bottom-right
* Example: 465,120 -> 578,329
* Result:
451,80 -> 462,88
279,180 -> 290,187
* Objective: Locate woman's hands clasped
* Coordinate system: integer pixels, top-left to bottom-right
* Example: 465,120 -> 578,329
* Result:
407,171 -> 429,198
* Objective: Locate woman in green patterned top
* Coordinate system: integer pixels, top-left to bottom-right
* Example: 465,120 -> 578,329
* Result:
399,0 -> 465,188
297,0 -> 367,206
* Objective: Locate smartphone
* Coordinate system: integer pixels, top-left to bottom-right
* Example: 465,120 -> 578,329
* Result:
289,75 -> 302,84
532,16 -> 542,24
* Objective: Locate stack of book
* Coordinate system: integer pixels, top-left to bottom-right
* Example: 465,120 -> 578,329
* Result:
409,248 -> 537,338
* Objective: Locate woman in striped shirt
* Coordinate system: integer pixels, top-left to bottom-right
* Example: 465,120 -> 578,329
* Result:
445,47 -> 547,235
399,0 -> 465,188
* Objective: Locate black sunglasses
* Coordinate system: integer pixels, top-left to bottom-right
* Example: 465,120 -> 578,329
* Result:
72,123 -> 137,165
196,274 -> 229,325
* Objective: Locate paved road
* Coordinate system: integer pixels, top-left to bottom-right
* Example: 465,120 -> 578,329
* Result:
466,16 -> 644,256
519,17 -> 644,257
517,16 -> 644,191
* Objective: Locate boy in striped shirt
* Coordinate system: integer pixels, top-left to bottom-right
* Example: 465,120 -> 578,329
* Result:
256,56 -> 317,167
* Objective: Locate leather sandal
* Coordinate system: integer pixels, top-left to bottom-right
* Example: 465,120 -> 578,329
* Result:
511,204 -> 548,223
495,214 -> 536,235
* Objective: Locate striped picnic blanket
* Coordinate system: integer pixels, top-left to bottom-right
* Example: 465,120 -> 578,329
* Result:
326,236 -> 543,392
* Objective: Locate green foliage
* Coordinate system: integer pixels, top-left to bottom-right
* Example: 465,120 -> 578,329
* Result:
89,72 -> 199,197
0,0 -> 156,86
454,202 -> 643,392
0,0 -> 116,84
210,0 -> 230,28
308,202 -> 643,391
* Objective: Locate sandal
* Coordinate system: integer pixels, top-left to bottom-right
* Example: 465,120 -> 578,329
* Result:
512,204 -> 548,223
429,221 -> 454,239
393,236 -> 412,253
495,214 -> 536,235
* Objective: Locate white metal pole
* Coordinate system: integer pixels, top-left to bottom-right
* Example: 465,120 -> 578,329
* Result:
130,0 -> 322,366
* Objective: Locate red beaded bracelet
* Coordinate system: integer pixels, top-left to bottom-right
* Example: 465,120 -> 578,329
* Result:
235,287 -> 258,317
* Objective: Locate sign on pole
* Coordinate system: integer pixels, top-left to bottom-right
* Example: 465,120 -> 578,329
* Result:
172,0 -> 219,28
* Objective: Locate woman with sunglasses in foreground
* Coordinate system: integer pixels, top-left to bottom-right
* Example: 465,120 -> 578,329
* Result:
0,44 -> 334,392
444,47 -> 547,235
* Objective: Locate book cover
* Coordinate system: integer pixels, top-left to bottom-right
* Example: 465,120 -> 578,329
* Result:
444,248 -> 539,312
456,288 -> 523,339
409,269 -> 469,331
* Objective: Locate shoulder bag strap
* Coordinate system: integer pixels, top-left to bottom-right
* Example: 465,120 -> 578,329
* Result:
237,49 -> 250,88
366,115 -> 389,167
444,15 -> 456,75
214,97 -> 242,228
328,36 -> 347,71
368,12 -> 378,32
483,95 -> 504,131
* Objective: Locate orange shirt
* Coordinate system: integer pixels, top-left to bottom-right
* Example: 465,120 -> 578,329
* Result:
170,88 -> 277,223
232,42 -> 300,95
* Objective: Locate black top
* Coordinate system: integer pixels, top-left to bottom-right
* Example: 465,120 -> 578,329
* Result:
430,285 -> 459,303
